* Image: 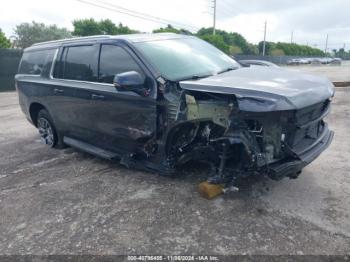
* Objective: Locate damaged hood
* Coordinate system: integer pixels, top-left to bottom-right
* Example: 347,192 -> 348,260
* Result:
179,67 -> 334,111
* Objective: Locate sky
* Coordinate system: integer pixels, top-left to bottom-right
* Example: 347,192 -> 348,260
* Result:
1,0 -> 349,51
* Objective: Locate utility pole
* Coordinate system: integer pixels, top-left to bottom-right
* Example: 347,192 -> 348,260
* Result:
324,34 -> 328,55
290,30 -> 294,44
262,20 -> 267,56
212,0 -> 216,35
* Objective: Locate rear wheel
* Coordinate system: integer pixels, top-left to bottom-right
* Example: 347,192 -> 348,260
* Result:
37,109 -> 64,148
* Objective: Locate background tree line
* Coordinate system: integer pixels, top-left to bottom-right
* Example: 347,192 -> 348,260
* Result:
1,18 -> 349,58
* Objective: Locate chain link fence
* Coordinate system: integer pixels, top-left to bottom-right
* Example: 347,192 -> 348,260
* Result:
234,55 -> 318,65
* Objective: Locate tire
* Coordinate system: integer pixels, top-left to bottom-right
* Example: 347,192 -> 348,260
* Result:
37,109 -> 65,148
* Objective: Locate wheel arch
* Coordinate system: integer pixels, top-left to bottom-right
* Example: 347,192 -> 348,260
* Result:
29,103 -> 46,127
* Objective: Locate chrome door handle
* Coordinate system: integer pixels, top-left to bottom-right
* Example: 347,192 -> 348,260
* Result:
91,94 -> 105,100
54,88 -> 64,94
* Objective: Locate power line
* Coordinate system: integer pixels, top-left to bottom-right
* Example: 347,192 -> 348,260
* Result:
75,0 -> 199,32
220,0 -> 244,14
95,0 -> 198,30
208,0 -> 235,20
215,7 -> 235,18
213,0 -> 248,21
218,2 -> 237,14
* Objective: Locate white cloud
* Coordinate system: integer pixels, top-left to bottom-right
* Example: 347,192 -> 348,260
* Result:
218,13 -> 279,43
0,0 -> 349,50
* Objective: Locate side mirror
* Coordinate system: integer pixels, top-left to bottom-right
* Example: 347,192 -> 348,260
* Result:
113,71 -> 146,95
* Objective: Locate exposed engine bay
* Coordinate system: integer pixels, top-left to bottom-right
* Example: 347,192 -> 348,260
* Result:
136,78 -> 334,188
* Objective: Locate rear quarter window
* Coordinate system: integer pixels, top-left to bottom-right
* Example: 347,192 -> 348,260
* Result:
19,49 -> 56,75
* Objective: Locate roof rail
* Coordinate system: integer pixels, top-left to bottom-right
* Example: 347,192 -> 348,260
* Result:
32,35 -> 113,46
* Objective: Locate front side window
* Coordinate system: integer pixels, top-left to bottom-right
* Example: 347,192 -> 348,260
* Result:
99,45 -> 144,84
62,45 -> 98,81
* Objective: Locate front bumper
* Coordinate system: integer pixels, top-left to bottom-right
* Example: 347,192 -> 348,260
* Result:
267,124 -> 334,179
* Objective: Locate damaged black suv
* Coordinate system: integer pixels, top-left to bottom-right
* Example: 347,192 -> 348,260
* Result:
15,33 -> 334,185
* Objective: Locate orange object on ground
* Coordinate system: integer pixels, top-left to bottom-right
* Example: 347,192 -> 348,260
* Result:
198,181 -> 224,200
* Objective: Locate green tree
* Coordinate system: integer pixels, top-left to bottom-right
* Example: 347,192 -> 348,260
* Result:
275,42 -> 324,56
153,24 -> 179,33
97,19 -> 118,34
153,24 -> 192,35
247,43 -> 259,55
0,28 -> 11,48
14,21 -> 71,48
72,18 -> 137,36
333,48 -> 350,59
116,22 -> 139,34
229,45 -> 242,55
270,48 -> 285,56
72,18 -> 101,36
258,41 -> 276,55
197,27 -> 257,54
198,34 -> 229,53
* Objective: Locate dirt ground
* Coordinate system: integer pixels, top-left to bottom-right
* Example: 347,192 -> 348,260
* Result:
0,88 -> 349,255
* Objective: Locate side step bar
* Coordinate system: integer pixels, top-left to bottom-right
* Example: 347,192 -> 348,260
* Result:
63,137 -> 119,160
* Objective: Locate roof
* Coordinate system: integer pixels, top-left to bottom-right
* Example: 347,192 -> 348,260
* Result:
27,33 -> 189,51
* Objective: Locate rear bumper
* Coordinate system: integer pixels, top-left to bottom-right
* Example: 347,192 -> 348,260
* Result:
268,125 -> 334,179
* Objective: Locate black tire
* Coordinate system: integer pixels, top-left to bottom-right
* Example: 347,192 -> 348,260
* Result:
37,109 -> 65,148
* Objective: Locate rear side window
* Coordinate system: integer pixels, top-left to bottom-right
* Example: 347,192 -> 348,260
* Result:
99,45 -> 144,84
19,49 -> 55,75
61,45 -> 98,82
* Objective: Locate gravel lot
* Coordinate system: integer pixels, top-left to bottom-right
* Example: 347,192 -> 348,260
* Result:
284,61 -> 350,83
0,89 -> 349,255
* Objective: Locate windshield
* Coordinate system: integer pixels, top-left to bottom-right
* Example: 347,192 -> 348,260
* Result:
134,37 -> 240,81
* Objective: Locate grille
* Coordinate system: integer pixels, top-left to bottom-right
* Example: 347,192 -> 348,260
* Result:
294,100 -> 329,127
285,99 -> 330,150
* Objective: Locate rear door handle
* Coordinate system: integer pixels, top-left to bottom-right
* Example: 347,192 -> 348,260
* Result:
91,94 -> 105,100
54,88 -> 64,94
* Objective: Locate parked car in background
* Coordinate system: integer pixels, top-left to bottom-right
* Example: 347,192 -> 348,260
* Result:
238,59 -> 279,68
330,58 -> 342,65
310,58 -> 322,65
312,57 -> 339,65
287,57 -> 342,66
286,58 -> 302,65
15,33 -> 334,189
300,58 -> 312,64
287,58 -> 311,65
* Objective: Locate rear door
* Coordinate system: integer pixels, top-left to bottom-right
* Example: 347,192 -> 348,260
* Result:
50,44 -> 99,138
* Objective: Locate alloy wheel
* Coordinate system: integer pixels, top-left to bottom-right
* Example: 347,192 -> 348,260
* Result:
37,117 -> 55,147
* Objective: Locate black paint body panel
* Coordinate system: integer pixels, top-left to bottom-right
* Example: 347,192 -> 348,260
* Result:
16,38 -> 158,156
15,34 -> 334,181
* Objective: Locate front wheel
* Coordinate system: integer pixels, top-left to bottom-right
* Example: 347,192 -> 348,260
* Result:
37,109 -> 61,148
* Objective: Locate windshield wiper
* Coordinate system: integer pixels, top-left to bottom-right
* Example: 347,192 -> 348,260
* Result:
217,66 -> 238,74
179,73 -> 214,81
